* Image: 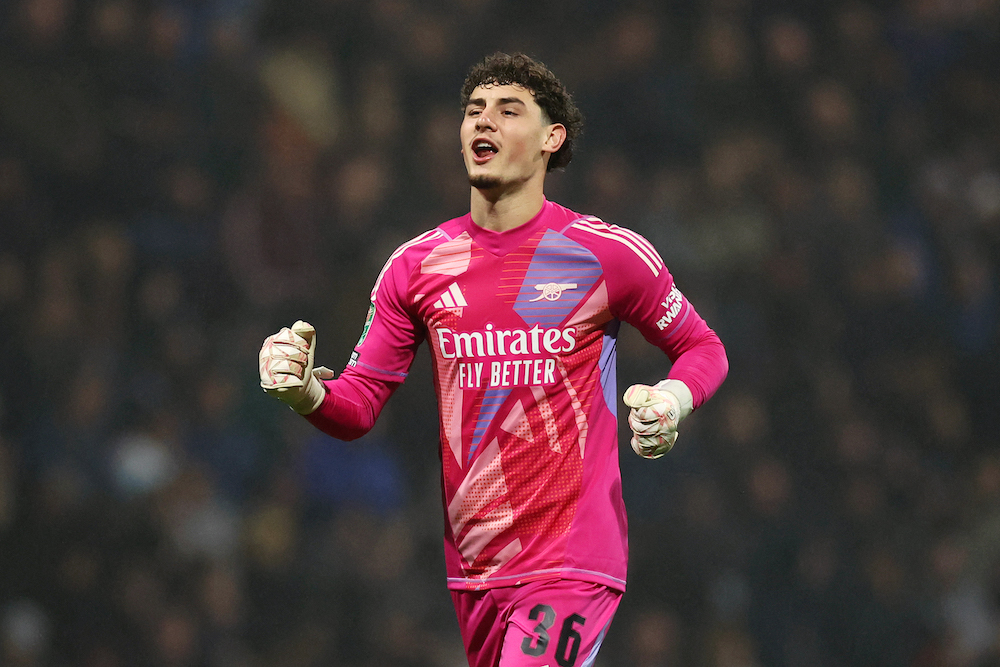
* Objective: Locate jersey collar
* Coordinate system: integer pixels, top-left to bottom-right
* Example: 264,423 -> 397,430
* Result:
462,200 -> 553,257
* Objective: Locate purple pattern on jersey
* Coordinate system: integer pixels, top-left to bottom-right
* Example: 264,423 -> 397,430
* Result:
513,230 -> 602,328
598,321 -> 620,414
470,386 -> 512,460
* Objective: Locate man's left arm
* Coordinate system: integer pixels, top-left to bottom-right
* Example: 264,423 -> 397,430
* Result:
606,241 -> 728,458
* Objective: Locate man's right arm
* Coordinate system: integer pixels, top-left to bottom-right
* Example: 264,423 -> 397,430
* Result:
259,233 -> 430,439
258,320 -> 400,440
304,369 -> 399,441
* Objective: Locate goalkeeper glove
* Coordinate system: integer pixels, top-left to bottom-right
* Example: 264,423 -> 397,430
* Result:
622,379 -> 694,459
259,320 -> 333,414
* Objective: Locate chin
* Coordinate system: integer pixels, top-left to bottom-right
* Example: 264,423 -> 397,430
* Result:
469,174 -> 504,190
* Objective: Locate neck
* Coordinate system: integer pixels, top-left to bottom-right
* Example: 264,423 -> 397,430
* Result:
469,176 -> 546,232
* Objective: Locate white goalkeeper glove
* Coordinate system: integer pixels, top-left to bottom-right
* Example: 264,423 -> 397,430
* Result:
622,379 -> 694,459
258,320 -> 333,415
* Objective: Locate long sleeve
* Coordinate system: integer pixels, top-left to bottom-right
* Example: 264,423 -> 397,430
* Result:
662,312 -> 728,409
304,368 -> 400,441
582,219 -> 728,410
302,232 -> 440,439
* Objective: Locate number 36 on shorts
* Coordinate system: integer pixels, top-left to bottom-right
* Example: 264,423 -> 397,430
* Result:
519,605 -> 587,666
499,582 -> 622,667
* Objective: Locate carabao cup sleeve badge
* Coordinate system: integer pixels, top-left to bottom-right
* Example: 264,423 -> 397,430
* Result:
357,302 -> 376,347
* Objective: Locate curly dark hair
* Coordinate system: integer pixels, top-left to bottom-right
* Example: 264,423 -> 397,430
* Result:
460,52 -> 584,172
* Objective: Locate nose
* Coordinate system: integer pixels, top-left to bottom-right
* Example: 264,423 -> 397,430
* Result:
475,110 -> 497,132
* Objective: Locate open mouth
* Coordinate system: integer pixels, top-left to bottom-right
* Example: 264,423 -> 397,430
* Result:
472,139 -> 498,161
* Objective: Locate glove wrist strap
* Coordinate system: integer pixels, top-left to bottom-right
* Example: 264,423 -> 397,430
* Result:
290,377 -> 327,415
655,379 -> 694,421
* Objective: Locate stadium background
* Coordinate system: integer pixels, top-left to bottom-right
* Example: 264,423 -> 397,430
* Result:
0,0 -> 998,664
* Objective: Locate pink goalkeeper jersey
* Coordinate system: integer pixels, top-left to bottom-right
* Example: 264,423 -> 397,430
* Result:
309,200 -> 727,592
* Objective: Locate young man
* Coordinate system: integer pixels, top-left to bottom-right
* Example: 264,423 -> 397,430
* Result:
259,53 -> 728,667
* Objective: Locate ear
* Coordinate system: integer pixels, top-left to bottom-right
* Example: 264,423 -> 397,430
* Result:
541,123 -> 567,156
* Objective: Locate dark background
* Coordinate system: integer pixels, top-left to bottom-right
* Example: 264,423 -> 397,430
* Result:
0,0 -> 998,665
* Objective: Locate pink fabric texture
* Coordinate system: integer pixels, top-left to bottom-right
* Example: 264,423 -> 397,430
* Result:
452,579 -> 621,667
306,200 -> 728,592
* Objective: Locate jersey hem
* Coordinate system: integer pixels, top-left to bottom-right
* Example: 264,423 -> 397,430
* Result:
446,568 -> 626,593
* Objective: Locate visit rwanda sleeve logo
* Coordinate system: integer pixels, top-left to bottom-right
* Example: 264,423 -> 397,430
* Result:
357,302 -> 376,346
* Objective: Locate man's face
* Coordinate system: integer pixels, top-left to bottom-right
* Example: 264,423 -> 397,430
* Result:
460,83 -> 562,192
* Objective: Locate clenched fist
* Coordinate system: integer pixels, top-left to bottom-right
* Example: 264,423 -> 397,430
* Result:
259,320 -> 331,414
622,380 -> 693,459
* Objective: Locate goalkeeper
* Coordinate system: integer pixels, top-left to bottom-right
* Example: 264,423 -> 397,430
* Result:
259,52 -> 727,667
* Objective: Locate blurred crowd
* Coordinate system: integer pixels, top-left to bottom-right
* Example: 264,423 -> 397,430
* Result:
0,0 -> 998,665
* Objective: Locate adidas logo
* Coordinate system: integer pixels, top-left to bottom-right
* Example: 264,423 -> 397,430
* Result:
433,283 -> 468,309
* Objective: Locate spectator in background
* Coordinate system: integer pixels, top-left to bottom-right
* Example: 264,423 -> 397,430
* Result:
0,0 -> 997,664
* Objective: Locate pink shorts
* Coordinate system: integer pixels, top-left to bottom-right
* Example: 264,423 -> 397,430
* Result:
451,579 -> 622,667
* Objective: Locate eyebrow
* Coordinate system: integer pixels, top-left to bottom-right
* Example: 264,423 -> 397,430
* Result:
466,96 -> 528,108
